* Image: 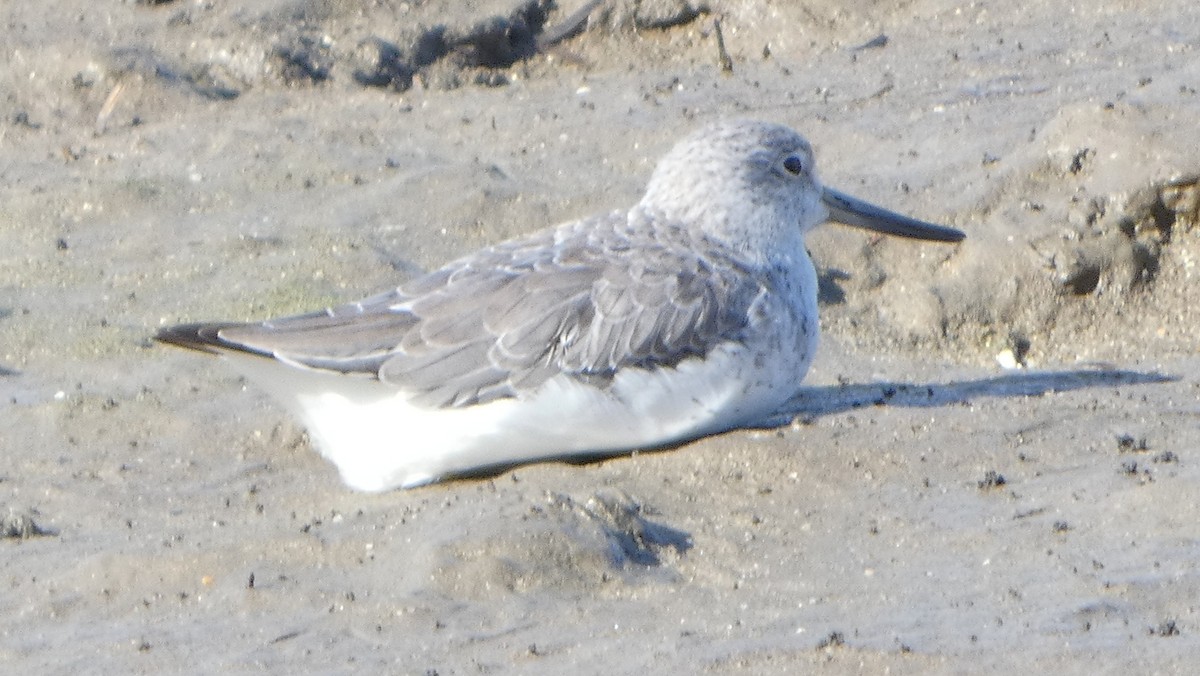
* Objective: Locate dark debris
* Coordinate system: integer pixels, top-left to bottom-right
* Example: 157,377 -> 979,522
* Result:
2,511 -> 57,540
816,631 -> 846,650
977,470 -> 1008,490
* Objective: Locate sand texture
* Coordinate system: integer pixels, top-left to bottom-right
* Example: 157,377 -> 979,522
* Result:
3,0 -> 1199,672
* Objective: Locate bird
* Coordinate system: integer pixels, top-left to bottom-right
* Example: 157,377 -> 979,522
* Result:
156,119 -> 965,491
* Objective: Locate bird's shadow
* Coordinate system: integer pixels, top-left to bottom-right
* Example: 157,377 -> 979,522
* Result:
761,367 -> 1177,426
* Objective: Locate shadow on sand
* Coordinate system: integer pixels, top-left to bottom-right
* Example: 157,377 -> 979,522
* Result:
767,367 -> 1178,425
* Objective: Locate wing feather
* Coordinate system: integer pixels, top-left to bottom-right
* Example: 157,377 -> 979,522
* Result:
176,210 -> 764,409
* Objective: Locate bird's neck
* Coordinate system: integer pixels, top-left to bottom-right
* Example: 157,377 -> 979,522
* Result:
635,202 -> 806,270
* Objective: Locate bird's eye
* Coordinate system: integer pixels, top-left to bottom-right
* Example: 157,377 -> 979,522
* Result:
782,154 -> 804,175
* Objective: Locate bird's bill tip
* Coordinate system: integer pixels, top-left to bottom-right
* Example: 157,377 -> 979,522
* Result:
821,187 -> 965,243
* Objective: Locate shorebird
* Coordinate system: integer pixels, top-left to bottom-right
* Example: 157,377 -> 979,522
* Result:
157,120 -> 964,491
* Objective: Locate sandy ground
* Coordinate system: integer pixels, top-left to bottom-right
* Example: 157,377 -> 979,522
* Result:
3,0 -> 1200,672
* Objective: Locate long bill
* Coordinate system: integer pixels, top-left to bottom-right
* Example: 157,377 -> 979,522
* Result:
822,187 -> 965,242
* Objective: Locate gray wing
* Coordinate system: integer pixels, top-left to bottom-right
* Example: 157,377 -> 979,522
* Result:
161,211 -> 763,408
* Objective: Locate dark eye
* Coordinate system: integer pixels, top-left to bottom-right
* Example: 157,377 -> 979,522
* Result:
783,154 -> 804,175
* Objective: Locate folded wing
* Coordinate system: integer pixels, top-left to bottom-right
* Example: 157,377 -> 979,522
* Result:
159,211 -> 763,409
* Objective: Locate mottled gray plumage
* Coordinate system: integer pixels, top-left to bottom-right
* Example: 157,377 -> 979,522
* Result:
185,209 -> 764,409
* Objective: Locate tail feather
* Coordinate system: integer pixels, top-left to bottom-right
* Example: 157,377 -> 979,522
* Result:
155,322 -> 268,357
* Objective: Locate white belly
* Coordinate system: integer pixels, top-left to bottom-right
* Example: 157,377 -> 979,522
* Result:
225,329 -> 814,491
